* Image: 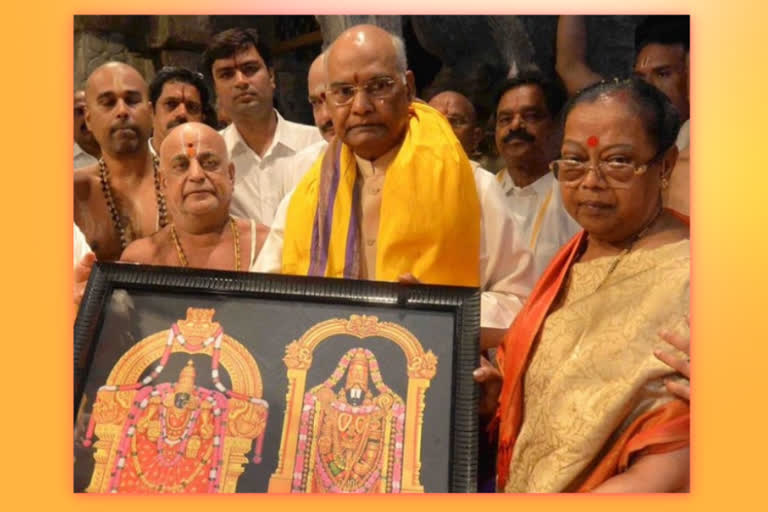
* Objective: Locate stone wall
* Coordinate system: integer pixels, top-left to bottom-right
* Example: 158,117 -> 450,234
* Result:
74,15 -> 644,132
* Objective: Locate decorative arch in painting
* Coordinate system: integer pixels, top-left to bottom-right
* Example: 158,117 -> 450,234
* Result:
84,308 -> 268,493
268,314 -> 437,493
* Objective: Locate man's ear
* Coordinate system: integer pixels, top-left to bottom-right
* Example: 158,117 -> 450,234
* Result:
405,70 -> 416,102
269,68 -> 276,90
84,104 -> 92,131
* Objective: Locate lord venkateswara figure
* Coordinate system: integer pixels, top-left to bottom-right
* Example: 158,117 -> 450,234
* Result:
269,315 -> 437,493
81,308 -> 269,493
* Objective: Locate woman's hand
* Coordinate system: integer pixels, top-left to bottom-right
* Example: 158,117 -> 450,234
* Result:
473,355 -> 503,417
654,317 -> 690,402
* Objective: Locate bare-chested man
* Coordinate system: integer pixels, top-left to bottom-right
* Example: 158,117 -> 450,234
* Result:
120,122 -> 267,270
74,62 -> 166,260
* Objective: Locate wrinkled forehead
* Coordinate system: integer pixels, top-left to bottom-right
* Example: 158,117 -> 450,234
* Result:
162,124 -> 228,161
431,94 -> 473,118
497,85 -> 549,114
327,38 -> 398,83
159,80 -> 202,101
87,66 -> 147,99
634,43 -> 687,70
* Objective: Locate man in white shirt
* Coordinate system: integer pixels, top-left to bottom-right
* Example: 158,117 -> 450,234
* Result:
493,73 -> 581,280
74,90 -> 100,169
254,25 -> 534,347
202,28 -> 323,226
277,52 -> 334,196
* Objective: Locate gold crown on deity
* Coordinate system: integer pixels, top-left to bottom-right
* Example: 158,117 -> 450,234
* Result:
345,350 -> 370,389
175,360 -> 197,393
176,308 -> 220,343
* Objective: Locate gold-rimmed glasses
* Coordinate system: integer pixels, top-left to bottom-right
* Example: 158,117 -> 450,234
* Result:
327,76 -> 403,107
549,156 -> 659,189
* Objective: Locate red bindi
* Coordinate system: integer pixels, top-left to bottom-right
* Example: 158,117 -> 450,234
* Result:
186,142 -> 196,158
587,135 -> 599,147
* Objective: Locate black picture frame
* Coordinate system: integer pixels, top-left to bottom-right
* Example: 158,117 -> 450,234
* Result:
74,262 -> 480,493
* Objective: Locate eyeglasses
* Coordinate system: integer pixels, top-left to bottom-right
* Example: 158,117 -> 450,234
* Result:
327,76 -> 402,107
549,155 -> 660,189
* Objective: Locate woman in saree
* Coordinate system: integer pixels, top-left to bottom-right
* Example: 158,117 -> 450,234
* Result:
475,78 -> 690,492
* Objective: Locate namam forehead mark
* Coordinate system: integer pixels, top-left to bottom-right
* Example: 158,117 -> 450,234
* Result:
178,125 -> 202,158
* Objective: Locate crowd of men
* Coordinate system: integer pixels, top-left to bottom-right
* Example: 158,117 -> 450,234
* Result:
73,15 -> 691,491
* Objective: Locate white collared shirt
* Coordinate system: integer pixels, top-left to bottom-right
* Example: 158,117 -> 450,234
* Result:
223,110 -> 323,226
496,170 -> 581,280
254,156 -> 535,330
74,142 -> 98,169
279,139 -> 328,198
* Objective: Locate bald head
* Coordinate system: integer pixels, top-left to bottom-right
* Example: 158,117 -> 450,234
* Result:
84,62 -> 152,157
328,24 -> 406,75
325,25 -> 415,160
428,91 -> 482,155
308,53 -> 334,141
160,122 -> 235,221
160,122 -> 228,165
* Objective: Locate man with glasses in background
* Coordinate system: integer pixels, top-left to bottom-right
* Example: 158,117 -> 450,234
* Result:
493,72 -> 580,280
254,24 -> 534,350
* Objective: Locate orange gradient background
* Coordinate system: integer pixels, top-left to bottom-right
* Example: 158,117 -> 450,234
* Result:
0,0 -> 764,510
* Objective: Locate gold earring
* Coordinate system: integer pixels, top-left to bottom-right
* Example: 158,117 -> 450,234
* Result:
661,177 -> 670,189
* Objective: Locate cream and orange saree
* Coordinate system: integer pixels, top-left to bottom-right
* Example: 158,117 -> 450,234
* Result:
496,227 -> 690,492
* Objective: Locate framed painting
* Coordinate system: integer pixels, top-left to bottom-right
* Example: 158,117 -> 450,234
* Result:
74,263 -> 480,493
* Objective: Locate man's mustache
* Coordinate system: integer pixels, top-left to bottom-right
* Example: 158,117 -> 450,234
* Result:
166,117 -> 188,131
319,120 -> 334,134
502,128 -> 535,144
110,122 -> 139,135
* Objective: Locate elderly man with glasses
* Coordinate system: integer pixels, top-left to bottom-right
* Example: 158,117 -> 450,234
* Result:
254,24 -> 534,350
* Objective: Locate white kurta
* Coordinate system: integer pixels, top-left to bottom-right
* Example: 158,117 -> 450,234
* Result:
496,171 -> 581,281
254,159 -> 535,331
223,110 -> 323,226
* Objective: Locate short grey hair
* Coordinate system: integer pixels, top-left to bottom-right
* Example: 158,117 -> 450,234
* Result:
391,33 -> 407,74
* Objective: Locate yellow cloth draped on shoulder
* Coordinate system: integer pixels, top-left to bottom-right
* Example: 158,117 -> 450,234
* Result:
496,231 -> 690,492
282,102 -> 481,286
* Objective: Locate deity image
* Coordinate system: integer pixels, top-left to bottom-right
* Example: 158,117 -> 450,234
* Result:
79,308 -> 269,493
269,315 -> 437,493
301,348 -> 405,492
